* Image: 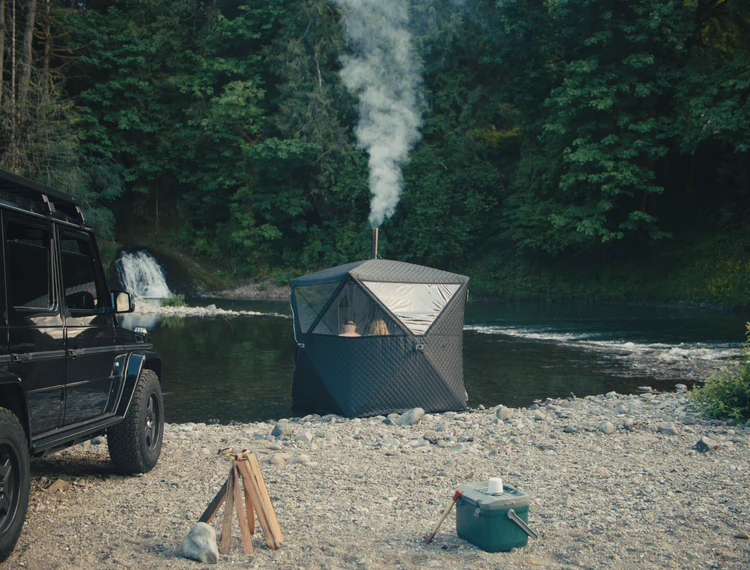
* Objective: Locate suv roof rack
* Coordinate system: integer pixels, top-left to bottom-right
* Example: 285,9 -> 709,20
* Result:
0,168 -> 87,226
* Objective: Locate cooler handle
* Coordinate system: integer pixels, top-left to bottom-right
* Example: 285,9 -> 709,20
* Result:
507,509 -> 538,539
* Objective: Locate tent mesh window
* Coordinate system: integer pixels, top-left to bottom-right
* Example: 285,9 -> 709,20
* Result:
312,281 -> 403,337
293,281 -> 341,334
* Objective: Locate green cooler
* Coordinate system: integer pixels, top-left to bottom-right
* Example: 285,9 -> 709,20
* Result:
455,481 -> 536,552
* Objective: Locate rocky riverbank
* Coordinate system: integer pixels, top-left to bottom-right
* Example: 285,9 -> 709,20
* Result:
8,390 -> 750,569
132,298 -> 290,319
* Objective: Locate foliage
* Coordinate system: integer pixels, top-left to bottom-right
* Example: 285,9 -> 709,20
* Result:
160,293 -> 187,308
0,0 -> 747,303
691,323 -> 750,421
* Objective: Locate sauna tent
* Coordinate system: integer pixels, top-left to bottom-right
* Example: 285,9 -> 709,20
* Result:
290,259 -> 470,417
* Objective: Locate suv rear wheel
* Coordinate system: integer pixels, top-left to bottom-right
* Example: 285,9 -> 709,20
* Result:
107,369 -> 164,473
0,408 -> 30,562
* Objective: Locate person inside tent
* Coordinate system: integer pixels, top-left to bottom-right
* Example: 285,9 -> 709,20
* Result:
368,317 -> 390,336
339,320 -> 361,337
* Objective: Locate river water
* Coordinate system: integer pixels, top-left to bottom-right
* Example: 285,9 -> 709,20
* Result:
121,300 -> 748,424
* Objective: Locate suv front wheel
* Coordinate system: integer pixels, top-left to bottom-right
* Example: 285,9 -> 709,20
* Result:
0,408 -> 30,562
107,369 -> 164,473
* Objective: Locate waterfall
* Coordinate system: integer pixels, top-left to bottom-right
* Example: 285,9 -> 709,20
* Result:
116,251 -> 172,299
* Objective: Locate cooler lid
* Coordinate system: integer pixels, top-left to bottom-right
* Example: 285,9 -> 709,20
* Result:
456,481 -> 531,511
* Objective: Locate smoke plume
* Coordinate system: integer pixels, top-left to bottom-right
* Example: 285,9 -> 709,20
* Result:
332,0 -> 423,228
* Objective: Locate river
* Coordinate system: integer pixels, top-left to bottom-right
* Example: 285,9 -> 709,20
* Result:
120,299 -> 748,424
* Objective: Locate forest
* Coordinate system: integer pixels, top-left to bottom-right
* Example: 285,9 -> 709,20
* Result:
0,0 -> 748,305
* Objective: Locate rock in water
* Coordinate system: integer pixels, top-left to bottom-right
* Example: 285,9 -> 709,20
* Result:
396,408 -> 425,426
181,522 -> 219,564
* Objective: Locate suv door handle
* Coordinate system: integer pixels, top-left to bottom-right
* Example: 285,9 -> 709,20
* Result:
68,349 -> 82,359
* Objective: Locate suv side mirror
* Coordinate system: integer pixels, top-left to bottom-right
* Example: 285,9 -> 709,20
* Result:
112,290 -> 134,313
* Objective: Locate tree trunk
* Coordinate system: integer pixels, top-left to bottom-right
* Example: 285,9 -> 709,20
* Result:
17,0 -> 34,105
10,0 -> 18,172
41,0 -> 50,86
0,0 -> 6,108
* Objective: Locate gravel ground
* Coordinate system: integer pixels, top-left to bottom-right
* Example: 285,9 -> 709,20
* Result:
7,390 -> 750,569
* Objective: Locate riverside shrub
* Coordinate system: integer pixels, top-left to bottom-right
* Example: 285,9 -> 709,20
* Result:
161,294 -> 186,308
691,323 -> 750,421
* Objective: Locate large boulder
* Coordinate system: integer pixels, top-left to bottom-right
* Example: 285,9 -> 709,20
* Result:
181,522 -> 219,564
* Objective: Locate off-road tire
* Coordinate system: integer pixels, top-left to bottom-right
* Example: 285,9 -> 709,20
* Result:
108,369 -> 164,474
0,408 -> 30,562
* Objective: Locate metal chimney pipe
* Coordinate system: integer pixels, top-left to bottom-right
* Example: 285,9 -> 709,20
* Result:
371,228 -> 379,259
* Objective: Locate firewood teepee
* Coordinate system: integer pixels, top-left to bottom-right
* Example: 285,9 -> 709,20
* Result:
199,450 -> 283,555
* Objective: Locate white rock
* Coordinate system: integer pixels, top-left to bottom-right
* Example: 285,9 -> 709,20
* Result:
295,431 -> 315,444
181,522 -> 218,564
290,454 -> 311,465
598,421 -> 616,435
396,408 -> 425,426
496,406 -> 514,421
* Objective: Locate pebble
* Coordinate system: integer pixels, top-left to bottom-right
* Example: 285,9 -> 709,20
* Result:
658,423 -> 680,436
295,431 -> 315,444
45,479 -> 71,493
271,421 -> 292,437
496,406 -> 514,421
599,421 -> 616,435
695,436 -> 718,452
270,453 -> 292,465
290,454 -> 311,465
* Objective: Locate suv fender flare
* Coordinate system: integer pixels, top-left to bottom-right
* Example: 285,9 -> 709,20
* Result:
116,352 -> 162,418
0,373 -> 31,444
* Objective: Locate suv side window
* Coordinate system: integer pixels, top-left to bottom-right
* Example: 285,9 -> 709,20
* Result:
60,232 -> 106,312
6,220 -> 54,310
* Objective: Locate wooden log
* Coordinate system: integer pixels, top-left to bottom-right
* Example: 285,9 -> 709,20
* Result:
243,472 -> 256,535
198,479 -> 228,524
219,467 -> 235,555
236,459 -> 280,549
246,454 -> 284,543
233,463 -> 253,554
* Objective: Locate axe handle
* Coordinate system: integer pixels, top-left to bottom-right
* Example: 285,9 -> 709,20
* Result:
425,490 -> 462,544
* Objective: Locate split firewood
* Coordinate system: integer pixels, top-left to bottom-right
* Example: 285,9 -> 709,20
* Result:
245,455 -> 284,543
198,479 -> 228,524
219,466 -> 235,555
236,459 -> 281,549
233,464 -> 253,554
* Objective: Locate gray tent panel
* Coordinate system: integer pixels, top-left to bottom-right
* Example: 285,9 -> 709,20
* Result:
290,261 -> 365,286
351,259 -> 469,285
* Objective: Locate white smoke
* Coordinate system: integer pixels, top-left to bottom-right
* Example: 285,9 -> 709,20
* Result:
333,0 -> 423,228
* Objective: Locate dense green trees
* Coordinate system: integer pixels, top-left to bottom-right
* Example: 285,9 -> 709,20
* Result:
0,0 -> 747,300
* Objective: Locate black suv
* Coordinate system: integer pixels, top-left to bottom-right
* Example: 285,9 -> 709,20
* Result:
0,169 -> 164,560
